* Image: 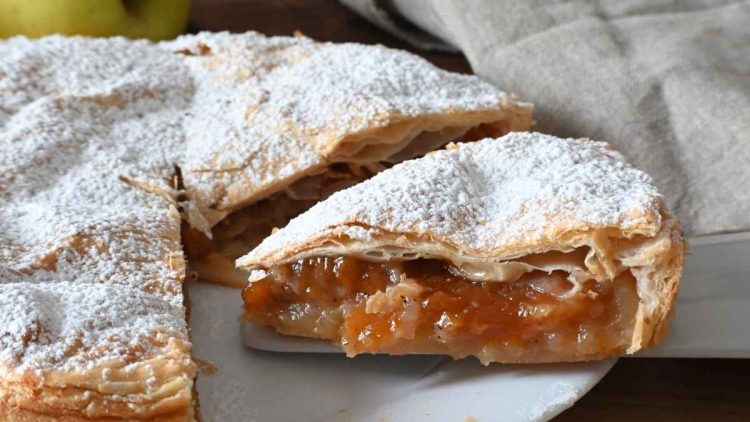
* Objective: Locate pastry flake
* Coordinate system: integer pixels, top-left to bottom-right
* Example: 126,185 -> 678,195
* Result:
238,132 -> 685,364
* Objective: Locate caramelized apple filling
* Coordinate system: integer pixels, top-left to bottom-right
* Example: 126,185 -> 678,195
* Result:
242,256 -> 640,363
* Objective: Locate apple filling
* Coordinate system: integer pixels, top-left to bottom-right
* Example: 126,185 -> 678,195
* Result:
241,255 -> 640,363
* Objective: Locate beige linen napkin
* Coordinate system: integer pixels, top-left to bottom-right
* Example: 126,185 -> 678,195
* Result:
342,0 -> 750,236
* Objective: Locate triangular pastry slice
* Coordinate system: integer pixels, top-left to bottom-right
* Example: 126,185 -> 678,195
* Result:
163,32 -> 532,287
238,132 -> 685,363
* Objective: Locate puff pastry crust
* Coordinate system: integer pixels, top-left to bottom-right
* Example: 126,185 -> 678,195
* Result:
238,133 -> 685,363
0,32 -> 530,419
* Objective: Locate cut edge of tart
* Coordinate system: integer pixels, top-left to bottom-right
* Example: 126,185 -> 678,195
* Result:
236,133 -> 686,364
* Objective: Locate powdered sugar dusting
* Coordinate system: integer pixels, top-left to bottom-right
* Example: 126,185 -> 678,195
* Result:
0,35 -> 192,372
0,282 -> 187,370
161,32 -> 323,211
262,42 -> 508,140
245,132 -> 663,265
0,31 -> 522,377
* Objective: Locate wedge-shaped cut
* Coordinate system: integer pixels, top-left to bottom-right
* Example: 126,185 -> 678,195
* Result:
168,32 -> 532,286
238,132 -> 685,363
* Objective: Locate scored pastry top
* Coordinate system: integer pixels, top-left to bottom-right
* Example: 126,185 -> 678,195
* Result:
239,132 -> 665,269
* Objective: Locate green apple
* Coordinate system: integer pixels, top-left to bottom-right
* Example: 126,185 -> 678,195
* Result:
0,0 -> 191,41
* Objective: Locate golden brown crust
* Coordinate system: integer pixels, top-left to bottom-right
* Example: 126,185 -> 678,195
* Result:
240,134 -> 666,269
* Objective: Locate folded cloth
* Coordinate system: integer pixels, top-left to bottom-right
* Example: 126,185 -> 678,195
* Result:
342,0 -> 750,237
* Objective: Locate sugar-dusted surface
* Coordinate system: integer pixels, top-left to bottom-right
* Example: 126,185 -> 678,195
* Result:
0,36 -> 191,373
0,282 -> 188,370
262,42 -> 509,141
162,32 -> 324,212
244,132 -> 663,266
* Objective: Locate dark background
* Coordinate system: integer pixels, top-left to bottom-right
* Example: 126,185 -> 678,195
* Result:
190,1 -> 750,420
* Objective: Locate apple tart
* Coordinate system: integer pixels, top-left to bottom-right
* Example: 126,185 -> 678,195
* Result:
238,132 -> 685,364
0,32 -> 530,420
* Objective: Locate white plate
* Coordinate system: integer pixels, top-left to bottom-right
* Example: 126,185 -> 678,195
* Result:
189,281 -> 614,422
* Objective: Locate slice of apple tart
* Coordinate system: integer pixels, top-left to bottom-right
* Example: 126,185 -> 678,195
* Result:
238,132 -> 684,364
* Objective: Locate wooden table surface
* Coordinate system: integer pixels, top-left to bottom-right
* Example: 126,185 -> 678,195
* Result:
190,1 -> 750,420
